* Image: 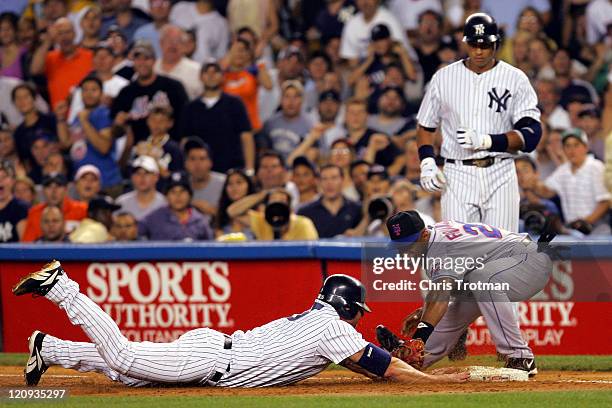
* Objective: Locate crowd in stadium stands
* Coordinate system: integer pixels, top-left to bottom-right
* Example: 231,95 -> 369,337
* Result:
0,0 -> 609,243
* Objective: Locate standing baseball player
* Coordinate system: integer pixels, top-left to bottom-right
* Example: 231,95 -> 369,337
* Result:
415,12 -> 542,359
416,12 -> 541,231
12,263 -> 468,387
382,211 -> 555,376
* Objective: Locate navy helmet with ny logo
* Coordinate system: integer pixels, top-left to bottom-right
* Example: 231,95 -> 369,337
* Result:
488,87 -> 512,112
463,13 -> 499,44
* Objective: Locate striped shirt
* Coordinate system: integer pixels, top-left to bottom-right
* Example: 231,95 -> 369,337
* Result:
218,300 -> 368,387
417,60 -> 540,160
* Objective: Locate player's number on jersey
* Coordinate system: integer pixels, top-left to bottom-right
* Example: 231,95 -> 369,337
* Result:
462,223 -> 502,238
287,302 -> 324,321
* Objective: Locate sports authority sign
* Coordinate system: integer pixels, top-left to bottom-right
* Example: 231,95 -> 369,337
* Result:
0,260 -> 322,352
1,259 -> 610,354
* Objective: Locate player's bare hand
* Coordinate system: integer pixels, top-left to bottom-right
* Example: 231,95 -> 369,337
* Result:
401,307 -> 423,337
439,371 -> 470,383
420,157 -> 446,192
457,127 -> 492,151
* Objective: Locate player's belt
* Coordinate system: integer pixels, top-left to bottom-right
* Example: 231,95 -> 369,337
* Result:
208,335 -> 233,385
444,157 -> 511,168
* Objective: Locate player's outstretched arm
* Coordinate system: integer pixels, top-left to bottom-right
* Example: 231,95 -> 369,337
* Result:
385,356 -> 469,383
343,347 -> 468,384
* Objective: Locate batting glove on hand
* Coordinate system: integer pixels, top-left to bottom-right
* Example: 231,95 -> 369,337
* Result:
420,157 -> 446,192
457,127 -> 492,151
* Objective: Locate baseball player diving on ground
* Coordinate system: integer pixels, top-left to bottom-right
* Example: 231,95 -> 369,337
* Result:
377,211 -> 557,377
13,264 -> 468,387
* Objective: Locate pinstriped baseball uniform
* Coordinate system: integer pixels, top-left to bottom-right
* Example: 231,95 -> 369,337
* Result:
40,274 -> 368,388
417,59 -> 540,232
419,220 -> 551,366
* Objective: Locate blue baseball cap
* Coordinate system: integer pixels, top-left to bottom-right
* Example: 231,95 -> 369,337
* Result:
386,211 -> 425,243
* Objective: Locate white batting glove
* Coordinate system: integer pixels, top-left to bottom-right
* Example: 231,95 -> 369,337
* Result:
457,127 -> 492,151
420,157 -> 446,192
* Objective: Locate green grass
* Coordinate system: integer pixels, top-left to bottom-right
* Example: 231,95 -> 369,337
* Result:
2,353 -> 611,371
2,391 -> 612,407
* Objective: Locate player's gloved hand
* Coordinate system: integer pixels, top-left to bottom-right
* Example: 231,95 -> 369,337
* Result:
401,307 -> 423,337
567,219 -> 593,235
420,157 -> 446,192
457,127 -> 492,151
376,325 -> 425,369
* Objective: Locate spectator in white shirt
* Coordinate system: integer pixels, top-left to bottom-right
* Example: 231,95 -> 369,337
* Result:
154,25 -> 202,100
340,0 -> 416,67
115,155 -> 167,221
535,128 -> 611,235
169,0 -> 230,63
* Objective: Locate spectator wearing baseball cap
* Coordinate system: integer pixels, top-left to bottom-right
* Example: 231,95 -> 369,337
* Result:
21,173 -> 88,242
115,155 -> 167,221
69,195 -> 121,243
366,164 -> 391,198
534,128 -> 611,235
111,40 -> 189,143
69,164 -> 102,203
139,171 -> 213,241
260,80 -> 314,161
180,60 -> 255,173
183,137 -> 226,218
577,104 -> 605,160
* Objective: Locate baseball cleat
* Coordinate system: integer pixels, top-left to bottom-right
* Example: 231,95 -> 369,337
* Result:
505,357 -> 538,377
12,260 -> 64,297
25,331 -> 48,386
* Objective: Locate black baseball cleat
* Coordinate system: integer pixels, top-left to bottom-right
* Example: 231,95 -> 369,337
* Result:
12,260 -> 64,297
25,331 -> 48,386
505,357 -> 538,377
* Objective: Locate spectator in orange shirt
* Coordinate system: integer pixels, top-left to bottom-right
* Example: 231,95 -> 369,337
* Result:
29,17 -> 93,108
223,37 -> 272,131
21,173 -> 88,242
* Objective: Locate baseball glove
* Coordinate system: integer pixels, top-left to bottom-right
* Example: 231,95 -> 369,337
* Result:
376,325 -> 425,369
401,307 -> 423,337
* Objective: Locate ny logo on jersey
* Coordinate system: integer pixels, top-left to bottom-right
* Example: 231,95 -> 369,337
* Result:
487,87 -> 512,112
474,24 -> 485,35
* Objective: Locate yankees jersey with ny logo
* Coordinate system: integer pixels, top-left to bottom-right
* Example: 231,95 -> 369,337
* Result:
217,300 -> 368,387
417,60 -> 540,160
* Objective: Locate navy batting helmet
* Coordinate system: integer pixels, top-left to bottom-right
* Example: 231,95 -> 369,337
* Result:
317,274 -> 371,319
462,12 -> 499,44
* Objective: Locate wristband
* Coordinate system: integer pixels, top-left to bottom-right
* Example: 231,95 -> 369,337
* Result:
413,321 -> 434,342
418,145 -> 435,161
489,133 -> 509,152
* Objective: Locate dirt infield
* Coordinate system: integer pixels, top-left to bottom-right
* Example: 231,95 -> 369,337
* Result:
1,366 -> 611,397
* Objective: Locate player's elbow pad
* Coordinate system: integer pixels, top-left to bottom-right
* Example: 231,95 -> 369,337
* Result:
513,118 -> 542,153
357,343 -> 392,377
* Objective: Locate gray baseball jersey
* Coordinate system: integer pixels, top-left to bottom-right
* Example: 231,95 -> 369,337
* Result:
418,220 -> 552,366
